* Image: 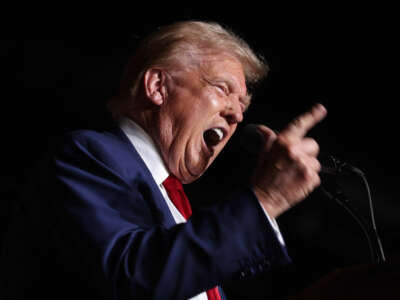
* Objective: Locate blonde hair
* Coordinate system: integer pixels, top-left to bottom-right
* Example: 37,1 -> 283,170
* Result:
108,20 -> 269,118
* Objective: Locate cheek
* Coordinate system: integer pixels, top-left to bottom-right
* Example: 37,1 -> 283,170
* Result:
208,95 -> 226,112
185,95 -> 222,124
200,87 -> 225,111
209,97 -> 222,109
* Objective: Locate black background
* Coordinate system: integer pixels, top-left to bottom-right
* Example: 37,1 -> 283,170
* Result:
1,4 -> 399,299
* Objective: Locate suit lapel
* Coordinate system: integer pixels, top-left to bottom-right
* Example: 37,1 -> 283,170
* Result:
109,125 -> 176,229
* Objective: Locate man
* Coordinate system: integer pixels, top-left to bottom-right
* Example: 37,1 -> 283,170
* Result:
0,21 -> 326,299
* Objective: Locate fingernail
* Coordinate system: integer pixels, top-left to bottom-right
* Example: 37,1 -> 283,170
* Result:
315,103 -> 327,113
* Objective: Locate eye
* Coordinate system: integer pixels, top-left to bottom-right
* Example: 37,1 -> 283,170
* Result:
215,84 -> 229,96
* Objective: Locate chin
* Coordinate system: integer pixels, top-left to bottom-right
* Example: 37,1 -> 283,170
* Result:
183,167 -> 206,183
179,161 -> 210,184
179,144 -> 221,183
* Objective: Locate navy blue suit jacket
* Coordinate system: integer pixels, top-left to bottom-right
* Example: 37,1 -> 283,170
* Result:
0,125 -> 291,300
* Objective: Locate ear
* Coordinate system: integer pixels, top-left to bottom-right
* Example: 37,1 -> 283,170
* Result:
143,68 -> 168,106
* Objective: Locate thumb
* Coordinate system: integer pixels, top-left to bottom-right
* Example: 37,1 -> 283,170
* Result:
255,125 -> 277,152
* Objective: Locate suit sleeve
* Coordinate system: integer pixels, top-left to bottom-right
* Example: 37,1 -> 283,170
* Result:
49,133 -> 291,300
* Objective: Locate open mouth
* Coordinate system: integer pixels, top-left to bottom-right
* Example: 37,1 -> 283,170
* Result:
203,127 -> 225,151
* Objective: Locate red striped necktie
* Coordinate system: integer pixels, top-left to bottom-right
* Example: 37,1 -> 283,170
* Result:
162,174 -> 222,300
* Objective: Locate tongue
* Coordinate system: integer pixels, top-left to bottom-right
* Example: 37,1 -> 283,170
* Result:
204,129 -> 220,147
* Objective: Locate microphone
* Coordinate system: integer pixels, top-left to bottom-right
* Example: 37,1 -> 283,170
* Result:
239,124 -> 363,176
239,124 -> 386,263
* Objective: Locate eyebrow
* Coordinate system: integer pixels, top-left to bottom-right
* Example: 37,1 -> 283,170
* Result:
220,77 -> 252,111
202,75 -> 252,110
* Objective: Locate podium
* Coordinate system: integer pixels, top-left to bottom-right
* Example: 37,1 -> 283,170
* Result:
289,262 -> 400,299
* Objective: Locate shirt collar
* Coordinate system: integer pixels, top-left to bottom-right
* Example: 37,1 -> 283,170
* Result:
119,117 -> 169,185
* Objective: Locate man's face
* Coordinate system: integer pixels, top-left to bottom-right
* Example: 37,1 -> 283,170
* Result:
156,55 -> 249,183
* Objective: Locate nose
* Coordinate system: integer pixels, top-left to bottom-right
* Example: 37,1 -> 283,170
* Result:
222,98 -> 243,124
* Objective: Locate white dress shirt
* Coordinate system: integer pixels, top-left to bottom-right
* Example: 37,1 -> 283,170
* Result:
119,117 -> 285,299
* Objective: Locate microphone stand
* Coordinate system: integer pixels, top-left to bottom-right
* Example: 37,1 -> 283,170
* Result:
319,156 -> 386,264
238,124 -> 386,263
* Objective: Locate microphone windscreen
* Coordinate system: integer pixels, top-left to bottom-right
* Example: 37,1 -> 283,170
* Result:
239,124 -> 264,155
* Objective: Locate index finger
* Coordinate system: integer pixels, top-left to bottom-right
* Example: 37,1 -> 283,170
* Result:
281,103 -> 327,138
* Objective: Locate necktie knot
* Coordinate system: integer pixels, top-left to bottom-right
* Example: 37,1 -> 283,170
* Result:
162,174 -> 192,219
163,174 -> 183,192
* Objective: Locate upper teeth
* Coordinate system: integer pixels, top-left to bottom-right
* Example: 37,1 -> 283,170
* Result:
212,128 -> 223,141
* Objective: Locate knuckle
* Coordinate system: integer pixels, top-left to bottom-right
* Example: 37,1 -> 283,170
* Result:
312,174 -> 321,188
305,168 -> 315,181
275,136 -> 288,148
304,137 -> 319,153
301,165 -> 319,183
292,116 -> 303,127
309,157 -> 321,172
315,160 -> 322,172
315,175 -> 321,186
287,146 -> 298,161
276,138 -> 298,160
297,164 -> 310,179
313,141 -> 320,155
310,138 -> 319,150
